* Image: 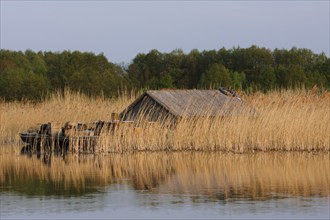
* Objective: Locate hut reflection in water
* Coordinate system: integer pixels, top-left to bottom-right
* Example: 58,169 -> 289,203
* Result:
1,152 -> 329,202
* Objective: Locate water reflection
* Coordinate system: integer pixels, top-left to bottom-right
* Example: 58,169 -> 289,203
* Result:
1,151 -> 329,201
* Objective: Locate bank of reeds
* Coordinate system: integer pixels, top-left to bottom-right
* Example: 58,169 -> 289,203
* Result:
0,89 -> 134,152
0,152 -> 329,199
97,88 -> 330,153
0,88 -> 329,153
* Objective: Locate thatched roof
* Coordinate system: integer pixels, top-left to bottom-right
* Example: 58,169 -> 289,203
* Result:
120,89 -> 251,121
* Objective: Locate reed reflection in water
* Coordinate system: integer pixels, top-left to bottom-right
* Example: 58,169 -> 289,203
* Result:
1,151 -> 329,201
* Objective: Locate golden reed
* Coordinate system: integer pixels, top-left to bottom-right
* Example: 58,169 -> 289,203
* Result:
0,88 -> 329,153
97,88 -> 330,153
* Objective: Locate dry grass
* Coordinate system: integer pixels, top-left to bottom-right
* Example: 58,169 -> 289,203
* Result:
0,89 -> 135,153
97,88 -> 330,153
0,88 -> 329,153
0,152 -> 329,199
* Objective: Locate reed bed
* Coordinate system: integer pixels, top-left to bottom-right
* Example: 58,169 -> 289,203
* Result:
97,89 -> 330,153
0,88 -> 329,153
0,89 -> 135,152
0,152 -> 329,199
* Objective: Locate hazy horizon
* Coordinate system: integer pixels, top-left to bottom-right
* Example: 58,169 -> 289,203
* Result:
1,1 -> 329,63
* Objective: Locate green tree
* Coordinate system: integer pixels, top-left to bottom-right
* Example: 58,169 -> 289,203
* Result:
200,63 -> 232,88
183,49 -> 201,88
0,68 -> 24,100
25,50 -> 47,74
231,71 -> 246,90
145,75 -> 174,89
258,66 -> 276,91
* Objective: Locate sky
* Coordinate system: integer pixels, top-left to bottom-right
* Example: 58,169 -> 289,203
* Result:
0,0 -> 329,64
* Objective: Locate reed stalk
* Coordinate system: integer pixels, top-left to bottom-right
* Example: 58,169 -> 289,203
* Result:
0,88 -> 329,153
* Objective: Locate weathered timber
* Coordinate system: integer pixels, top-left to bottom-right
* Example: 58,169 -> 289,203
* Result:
119,89 -> 257,122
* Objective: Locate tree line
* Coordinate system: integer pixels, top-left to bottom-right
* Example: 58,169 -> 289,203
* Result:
0,46 -> 329,101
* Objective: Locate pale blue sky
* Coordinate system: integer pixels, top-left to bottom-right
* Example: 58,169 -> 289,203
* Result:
1,0 -> 329,63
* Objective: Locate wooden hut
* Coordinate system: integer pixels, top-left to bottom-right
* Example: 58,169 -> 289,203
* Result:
119,89 -> 254,123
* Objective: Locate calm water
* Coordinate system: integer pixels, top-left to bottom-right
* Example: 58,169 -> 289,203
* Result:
0,151 -> 329,219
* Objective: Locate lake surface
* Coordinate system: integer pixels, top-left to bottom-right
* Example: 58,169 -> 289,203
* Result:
0,151 -> 329,219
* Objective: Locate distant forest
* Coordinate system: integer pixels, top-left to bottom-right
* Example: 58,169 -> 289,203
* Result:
1,46 -> 329,101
